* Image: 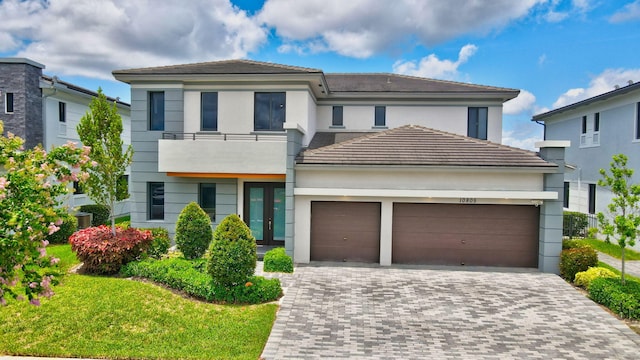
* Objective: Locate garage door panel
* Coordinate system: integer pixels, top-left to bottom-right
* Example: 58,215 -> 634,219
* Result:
311,202 -> 380,263
393,203 -> 539,267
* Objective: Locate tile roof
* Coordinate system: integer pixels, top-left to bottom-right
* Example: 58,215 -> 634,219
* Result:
113,59 -> 322,75
297,125 -> 555,168
324,73 -> 518,94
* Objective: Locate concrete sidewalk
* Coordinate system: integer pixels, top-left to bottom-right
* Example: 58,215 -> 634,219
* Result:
598,251 -> 640,278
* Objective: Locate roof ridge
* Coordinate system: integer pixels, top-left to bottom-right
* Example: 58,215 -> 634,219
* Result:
114,58 -> 323,74
325,73 -> 518,92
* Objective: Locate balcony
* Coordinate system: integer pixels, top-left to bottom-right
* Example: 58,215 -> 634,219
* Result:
158,132 -> 287,175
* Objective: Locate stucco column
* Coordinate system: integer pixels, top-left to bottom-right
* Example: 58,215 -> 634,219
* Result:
284,125 -> 304,258
536,140 -> 570,274
379,200 -> 393,266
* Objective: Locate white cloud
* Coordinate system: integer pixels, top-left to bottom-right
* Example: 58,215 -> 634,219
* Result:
538,54 -> 547,66
259,0 -> 545,58
504,90 -> 537,115
0,0 -> 267,79
502,120 -> 544,151
610,0 -> 640,23
552,68 -> 640,108
391,44 -> 478,80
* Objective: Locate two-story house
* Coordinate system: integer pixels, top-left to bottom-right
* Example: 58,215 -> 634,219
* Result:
0,57 -> 132,216
533,81 -> 640,250
113,59 -> 568,273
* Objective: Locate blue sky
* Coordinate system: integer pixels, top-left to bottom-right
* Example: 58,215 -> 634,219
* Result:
1,0 -> 640,149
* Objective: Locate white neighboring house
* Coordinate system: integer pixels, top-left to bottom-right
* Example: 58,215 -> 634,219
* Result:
533,81 -> 640,250
0,58 -> 131,217
113,59 -> 569,273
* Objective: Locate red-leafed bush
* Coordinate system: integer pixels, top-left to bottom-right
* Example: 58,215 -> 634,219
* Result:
69,225 -> 152,274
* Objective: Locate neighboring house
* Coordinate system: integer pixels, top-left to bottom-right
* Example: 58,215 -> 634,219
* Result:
113,59 -> 568,273
0,58 -> 132,216
533,81 -> 640,251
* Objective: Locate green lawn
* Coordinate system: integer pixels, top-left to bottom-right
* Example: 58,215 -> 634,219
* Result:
598,261 -> 640,282
577,238 -> 640,260
0,245 -> 278,360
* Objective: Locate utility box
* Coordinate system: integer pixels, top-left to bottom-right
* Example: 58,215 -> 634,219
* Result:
75,212 -> 93,229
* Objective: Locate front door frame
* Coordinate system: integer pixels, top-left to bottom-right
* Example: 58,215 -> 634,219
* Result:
243,182 -> 285,245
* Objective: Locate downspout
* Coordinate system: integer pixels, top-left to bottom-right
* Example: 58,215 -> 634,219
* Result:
534,120 -> 546,140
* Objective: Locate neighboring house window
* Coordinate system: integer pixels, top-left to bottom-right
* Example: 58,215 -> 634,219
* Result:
254,92 -> 286,131
588,183 -> 596,214
148,182 -> 164,220
59,102 -> 66,122
636,102 -> 640,140
201,92 -> 218,131
374,106 -> 386,127
594,113 -> 600,131
468,107 -> 488,140
199,183 -> 216,222
580,114 -> 600,147
563,182 -> 570,208
5,92 -> 14,113
149,92 -> 165,131
73,181 -> 84,195
581,116 -> 587,134
332,106 -> 343,126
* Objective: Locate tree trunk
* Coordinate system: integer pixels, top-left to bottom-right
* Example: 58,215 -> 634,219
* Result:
621,247 -> 626,285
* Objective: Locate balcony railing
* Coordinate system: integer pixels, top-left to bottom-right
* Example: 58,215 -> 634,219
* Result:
162,132 -> 286,142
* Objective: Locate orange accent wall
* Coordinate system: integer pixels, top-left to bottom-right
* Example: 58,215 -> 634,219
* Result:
167,172 -> 286,180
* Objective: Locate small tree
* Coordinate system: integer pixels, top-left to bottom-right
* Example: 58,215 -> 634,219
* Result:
175,202 -> 213,259
77,88 -> 133,234
597,154 -> 640,284
0,121 -> 90,305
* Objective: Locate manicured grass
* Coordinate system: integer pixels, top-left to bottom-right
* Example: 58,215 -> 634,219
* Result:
598,261 -> 640,283
114,214 -> 131,224
46,244 -> 80,273
577,238 -> 640,260
0,246 -> 278,360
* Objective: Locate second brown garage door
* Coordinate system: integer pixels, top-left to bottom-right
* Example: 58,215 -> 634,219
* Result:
310,201 -> 381,262
392,203 -> 539,267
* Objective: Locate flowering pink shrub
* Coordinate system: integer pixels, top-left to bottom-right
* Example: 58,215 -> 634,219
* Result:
70,226 -> 152,274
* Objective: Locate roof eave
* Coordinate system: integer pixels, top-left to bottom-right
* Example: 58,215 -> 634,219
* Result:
294,163 -> 558,173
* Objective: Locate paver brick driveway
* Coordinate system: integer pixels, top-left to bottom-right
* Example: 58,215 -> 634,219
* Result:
261,264 -> 640,359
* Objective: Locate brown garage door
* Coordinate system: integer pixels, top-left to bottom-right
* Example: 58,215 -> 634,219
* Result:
392,203 -> 539,267
310,202 -> 381,262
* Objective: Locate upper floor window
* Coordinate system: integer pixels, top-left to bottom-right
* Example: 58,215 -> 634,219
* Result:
588,183 -> 596,214
254,92 -> 285,131
148,182 -> 164,220
199,183 -> 216,222
73,181 -> 84,195
201,92 -> 218,131
594,113 -> 600,131
374,106 -> 386,127
580,113 -> 600,147
332,106 -> 343,126
5,92 -> 14,113
636,102 -> 640,140
59,102 -> 66,122
468,107 -> 488,140
581,116 -> 587,134
149,91 -> 165,131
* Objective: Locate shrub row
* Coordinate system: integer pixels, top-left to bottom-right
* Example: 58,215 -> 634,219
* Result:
139,227 -> 171,259
560,247 -> 598,281
79,204 -> 110,226
574,267 -> 618,290
121,258 -> 282,304
69,225 -> 152,274
263,247 -> 294,273
589,277 -> 640,320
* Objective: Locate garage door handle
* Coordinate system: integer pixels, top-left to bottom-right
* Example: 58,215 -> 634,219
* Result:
343,237 -> 348,241
461,240 -> 466,244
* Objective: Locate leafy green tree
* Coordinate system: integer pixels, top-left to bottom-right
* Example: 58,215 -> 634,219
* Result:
0,121 -> 90,305
77,88 -> 133,234
597,154 -> 640,284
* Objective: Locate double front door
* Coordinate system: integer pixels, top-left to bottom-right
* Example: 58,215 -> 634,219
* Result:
244,183 -> 285,245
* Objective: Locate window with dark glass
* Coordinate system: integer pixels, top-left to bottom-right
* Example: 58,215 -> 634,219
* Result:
594,113 -> 600,132
199,183 -> 216,222
374,106 -> 386,127
201,92 -> 218,131
581,116 -> 587,134
5,92 -> 13,113
148,182 -> 164,220
59,102 -> 66,122
588,183 -> 596,214
563,182 -> 570,208
149,92 -> 165,131
73,181 -> 84,195
468,107 -> 488,140
254,92 -> 285,131
636,103 -> 640,139
332,106 -> 343,126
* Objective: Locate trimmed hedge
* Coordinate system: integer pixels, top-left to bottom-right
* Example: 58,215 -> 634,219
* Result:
263,247 -> 294,273
574,266 -> 618,290
560,247 -> 598,282
141,227 -> 171,259
46,214 -> 78,244
208,214 -> 257,288
589,277 -> 640,320
79,204 -> 110,226
69,225 -> 152,274
562,239 -> 583,250
121,258 -> 282,304
175,202 -> 212,259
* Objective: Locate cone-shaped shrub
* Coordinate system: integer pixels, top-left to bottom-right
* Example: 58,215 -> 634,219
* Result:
175,202 -> 213,259
208,214 -> 257,288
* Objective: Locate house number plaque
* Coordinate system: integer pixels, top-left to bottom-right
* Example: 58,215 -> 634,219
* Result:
459,198 -> 477,204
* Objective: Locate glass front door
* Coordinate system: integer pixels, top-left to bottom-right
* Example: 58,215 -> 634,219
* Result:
244,183 -> 285,245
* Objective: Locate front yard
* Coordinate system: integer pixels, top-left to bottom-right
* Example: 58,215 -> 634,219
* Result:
0,245 -> 278,360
